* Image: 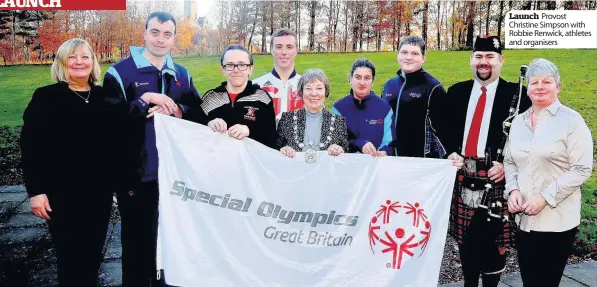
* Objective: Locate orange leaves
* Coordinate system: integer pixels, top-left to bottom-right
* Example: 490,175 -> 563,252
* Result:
37,19 -> 69,55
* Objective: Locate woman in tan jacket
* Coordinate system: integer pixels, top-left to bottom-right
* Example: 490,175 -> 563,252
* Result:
504,58 -> 593,287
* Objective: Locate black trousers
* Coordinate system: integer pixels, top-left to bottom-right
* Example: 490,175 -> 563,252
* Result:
47,191 -> 113,287
117,181 -> 166,287
516,227 -> 577,287
458,240 -> 507,287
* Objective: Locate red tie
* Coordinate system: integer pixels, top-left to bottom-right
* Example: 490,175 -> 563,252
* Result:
465,86 -> 487,156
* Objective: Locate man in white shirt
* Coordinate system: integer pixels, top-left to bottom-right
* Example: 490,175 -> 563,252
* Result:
253,28 -> 302,121
431,35 -> 531,287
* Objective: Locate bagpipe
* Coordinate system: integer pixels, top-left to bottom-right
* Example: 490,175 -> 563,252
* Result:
462,65 -> 527,248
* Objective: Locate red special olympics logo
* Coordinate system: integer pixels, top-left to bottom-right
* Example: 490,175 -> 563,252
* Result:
368,200 -> 432,270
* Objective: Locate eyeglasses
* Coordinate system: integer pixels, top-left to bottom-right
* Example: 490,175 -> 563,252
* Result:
222,63 -> 251,71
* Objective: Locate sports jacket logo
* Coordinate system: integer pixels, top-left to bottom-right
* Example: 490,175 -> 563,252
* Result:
244,106 -> 259,121
261,82 -> 279,95
409,92 -> 422,98
366,119 -> 384,125
135,81 -> 149,87
368,200 -> 432,270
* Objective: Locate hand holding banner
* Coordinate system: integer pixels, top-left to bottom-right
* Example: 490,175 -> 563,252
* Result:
154,114 -> 457,287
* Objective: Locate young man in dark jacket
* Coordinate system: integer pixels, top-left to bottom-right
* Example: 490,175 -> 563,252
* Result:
102,11 -> 205,286
382,36 -> 446,158
202,45 -> 277,149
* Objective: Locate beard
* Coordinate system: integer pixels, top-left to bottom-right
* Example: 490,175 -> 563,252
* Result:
476,71 -> 492,81
475,64 -> 493,81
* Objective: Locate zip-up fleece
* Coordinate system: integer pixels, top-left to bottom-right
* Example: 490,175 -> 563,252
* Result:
103,46 -> 205,184
382,68 -> 446,158
332,91 -> 394,155
201,81 -> 277,149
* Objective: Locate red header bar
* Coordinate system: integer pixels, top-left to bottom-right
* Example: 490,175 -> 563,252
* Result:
0,0 -> 126,10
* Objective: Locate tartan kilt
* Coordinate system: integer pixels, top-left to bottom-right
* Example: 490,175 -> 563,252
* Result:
448,171 -> 515,249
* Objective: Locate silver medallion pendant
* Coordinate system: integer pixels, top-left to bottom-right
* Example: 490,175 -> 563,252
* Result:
305,147 -> 317,163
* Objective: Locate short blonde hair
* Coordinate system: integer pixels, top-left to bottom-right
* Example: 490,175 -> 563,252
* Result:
51,38 -> 101,85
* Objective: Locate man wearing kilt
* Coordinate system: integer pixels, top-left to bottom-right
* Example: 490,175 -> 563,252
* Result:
429,35 -> 531,287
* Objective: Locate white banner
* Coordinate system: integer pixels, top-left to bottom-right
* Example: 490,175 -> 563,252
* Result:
154,114 -> 457,287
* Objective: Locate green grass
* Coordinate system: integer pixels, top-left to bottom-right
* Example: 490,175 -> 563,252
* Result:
2,50 -> 596,130
1,50 -> 596,256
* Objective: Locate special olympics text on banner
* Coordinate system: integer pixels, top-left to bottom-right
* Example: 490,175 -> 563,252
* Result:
153,114 -> 457,287
0,0 -> 126,10
505,10 -> 597,49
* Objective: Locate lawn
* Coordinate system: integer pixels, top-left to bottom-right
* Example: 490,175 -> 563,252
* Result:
0,50 -> 596,257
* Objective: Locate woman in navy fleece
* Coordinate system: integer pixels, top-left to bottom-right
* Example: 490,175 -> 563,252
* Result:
332,58 -> 394,157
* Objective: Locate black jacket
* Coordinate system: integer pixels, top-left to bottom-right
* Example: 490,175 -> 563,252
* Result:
201,81 -> 277,149
430,78 -> 531,161
20,82 -> 129,197
382,68 -> 446,158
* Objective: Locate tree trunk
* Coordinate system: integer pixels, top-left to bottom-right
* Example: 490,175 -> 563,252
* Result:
261,2 -> 266,53
459,2 -> 465,48
327,0 -> 333,51
477,2 -> 482,35
450,2 -> 455,49
485,1 -> 492,35
522,0 -> 532,10
247,7 -> 258,51
465,1 -> 476,49
392,6 -> 397,51
333,0 -> 340,51
298,1 -> 301,50
11,12 -> 15,64
376,31 -> 381,51
436,0 -> 441,50
343,1 -> 348,52
397,4 -> 403,50
352,2 -> 358,51
497,0 -> 505,38
422,0 -> 429,44
357,2 -> 363,51
308,1 -> 316,50
269,1 -> 274,36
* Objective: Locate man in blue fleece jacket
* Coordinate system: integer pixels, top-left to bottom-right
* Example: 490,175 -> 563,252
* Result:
332,58 -> 394,157
102,12 -> 205,286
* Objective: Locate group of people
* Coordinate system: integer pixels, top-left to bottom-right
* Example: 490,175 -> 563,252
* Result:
20,11 -> 593,287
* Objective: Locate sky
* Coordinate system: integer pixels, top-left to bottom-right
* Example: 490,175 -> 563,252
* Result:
131,0 -> 217,25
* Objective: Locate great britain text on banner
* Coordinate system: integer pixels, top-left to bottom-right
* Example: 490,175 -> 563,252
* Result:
153,114 -> 457,287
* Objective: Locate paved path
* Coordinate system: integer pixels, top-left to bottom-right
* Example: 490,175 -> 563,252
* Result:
1,185 -> 595,287
439,260 -> 597,286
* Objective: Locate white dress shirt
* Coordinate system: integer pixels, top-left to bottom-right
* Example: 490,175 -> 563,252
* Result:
459,79 -> 499,207
461,79 -> 499,157
504,100 -> 593,232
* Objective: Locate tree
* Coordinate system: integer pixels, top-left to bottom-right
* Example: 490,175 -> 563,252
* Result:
465,1 -> 476,49
434,0 -> 441,50
331,0 -> 340,51
485,0 -> 492,35
295,0 -> 302,50
307,0 -> 317,51
177,19 -> 195,55
260,1 -> 268,53
422,0 -> 429,44
38,18 -> 66,60
497,0 -> 505,39
246,1 -> 259,51
343,1 -> 348,52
